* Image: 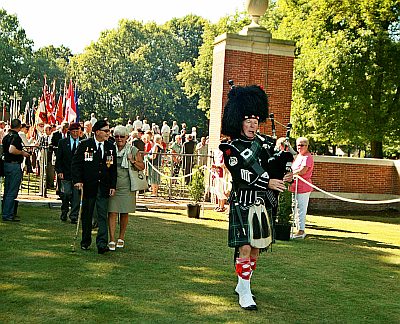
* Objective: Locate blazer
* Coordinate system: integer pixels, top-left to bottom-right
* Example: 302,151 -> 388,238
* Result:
50,131 -> 62,152
55,136 -> 79,181
71,138 -> 117,198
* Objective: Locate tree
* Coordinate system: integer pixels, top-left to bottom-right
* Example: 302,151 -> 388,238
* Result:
269,0 -> 400,158
27,45 -> 72,101
0,9 -> 33,105
70,16 -> 209,134
177,12 -> 251,113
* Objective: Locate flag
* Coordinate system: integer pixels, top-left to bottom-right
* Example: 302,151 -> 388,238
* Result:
36,95 -> 47,124
64,79 -> 76,123
42,76 -> 56,124
74,85 -> 79,122
23,102 -> 30,124
55,94 -> 64,124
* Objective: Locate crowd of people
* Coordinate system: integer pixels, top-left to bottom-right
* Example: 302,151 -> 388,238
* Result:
0,115 -> 213,250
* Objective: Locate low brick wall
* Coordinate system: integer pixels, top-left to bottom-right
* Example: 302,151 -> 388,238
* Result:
308,156 -> 400,212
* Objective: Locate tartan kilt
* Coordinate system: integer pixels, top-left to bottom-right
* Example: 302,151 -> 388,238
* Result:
228,200 -> 273,248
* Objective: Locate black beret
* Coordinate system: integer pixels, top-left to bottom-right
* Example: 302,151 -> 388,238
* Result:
93,120 -> 109,132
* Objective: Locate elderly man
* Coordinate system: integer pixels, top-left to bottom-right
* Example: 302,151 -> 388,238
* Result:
55,123 -> 82,224
196,136 -> 208,166
83,121 -> 93,139
182,134 -> 196,185
161,121 -> 170,144
132,116 -> 142,131
72,120 -> 117,254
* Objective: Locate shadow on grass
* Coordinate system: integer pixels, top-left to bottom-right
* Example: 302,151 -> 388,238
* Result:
0,206 -> 399,323
308,233 -> 400,251
306,224 -> 368,235
310,210 -> 400,225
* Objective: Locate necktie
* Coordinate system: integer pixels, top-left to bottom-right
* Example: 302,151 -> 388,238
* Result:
72,140 -> 77,155
97,143 -> 103,159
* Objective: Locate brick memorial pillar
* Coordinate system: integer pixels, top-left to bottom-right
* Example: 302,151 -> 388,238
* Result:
208,25 -> 295,151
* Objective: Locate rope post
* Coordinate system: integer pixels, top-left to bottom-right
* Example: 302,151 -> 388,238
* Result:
292,175 -> 299,237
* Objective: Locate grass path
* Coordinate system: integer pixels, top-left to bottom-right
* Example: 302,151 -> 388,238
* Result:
1,206 -> 399,323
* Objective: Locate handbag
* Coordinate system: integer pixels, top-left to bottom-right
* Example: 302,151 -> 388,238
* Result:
128,146 -> 148,192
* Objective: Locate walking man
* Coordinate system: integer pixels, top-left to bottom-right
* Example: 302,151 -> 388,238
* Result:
72,120 -> 117,254
55,123 -> 81,224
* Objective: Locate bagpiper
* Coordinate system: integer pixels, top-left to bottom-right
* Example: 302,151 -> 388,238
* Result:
219,84 -> 293,310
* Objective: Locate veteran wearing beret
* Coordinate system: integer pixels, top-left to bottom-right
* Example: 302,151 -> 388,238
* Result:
55,122 -> 82,223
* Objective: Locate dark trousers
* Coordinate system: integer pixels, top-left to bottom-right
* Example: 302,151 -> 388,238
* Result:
2,162 -> 22,220
183,156 -> 193,185
80,189 -> 109,249
60,180 -> 80,220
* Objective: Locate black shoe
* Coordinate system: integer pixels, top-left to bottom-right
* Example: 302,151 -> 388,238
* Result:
81,245 -> 90,250
98,246 -> 110,254
242,305 -> 257,311
70,219 -> 77,224
2,217 -> 20,222
60,214 -> 68,222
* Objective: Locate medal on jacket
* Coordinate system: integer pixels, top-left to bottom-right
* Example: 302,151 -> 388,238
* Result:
106,150 -> 113,168
84,147 -> 94,161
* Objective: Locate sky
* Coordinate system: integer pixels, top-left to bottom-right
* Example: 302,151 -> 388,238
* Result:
1,0 -> 247,54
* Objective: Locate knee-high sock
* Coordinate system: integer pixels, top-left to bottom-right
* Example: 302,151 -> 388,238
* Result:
236,257 -> 251,280
250,257 -> 257,277
235,257 -> 256,309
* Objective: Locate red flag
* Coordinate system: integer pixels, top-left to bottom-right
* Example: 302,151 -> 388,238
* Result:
55,94 -> 64,124
36,95 -> 47,123
64,79 -> 76,123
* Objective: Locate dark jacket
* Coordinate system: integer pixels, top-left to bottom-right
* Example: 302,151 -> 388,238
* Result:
71,138 -> 117,198
50,130 -> 67,154
55,136 -> 79,181
132,138 -> 145,152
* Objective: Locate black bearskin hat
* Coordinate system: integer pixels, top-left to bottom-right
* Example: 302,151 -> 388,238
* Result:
221,85 -> 269,138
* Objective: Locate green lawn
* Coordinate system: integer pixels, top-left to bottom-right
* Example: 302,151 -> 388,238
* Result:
1,206 -> 399,323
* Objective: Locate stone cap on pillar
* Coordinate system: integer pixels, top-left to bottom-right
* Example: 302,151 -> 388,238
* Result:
214,29 -> 295,57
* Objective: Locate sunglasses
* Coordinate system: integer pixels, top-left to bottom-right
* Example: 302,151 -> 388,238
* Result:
114,135 -> 126,139
99,129 -> 110,133
297,144 -> 307,147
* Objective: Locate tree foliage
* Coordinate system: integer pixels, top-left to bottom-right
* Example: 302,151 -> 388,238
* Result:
0,9 -> 32,103
69,16 -> 209,133
1,5 -> 399,157
177,12 -> 251,113
269,0 -> 400,158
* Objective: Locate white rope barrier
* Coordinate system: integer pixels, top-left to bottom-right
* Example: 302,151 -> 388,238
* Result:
295,175 -> 400,205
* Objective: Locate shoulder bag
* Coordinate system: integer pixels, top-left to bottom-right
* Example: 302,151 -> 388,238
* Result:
128,145 -> 148,192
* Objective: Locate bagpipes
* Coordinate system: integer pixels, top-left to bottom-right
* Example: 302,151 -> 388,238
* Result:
267,113 -> 294,179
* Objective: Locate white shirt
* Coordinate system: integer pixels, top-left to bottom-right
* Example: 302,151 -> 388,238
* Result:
90,117 -> 97,126
133,119 -> 142,130
142,122 -> 150,132
161,124 -> 170,134
171,124 -> 179,135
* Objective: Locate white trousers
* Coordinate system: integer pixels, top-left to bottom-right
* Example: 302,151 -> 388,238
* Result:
293,192 -> 311,231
